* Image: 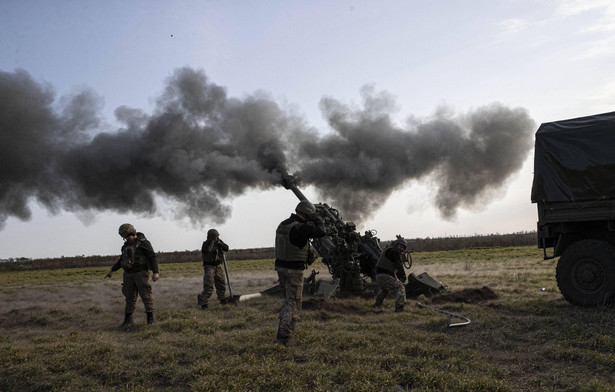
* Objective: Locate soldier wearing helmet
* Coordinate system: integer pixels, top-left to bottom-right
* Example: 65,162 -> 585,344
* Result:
105,223 -> 159,326
197,229 -> 230,309
374,235 -> 408,312
274,200 -> 326,346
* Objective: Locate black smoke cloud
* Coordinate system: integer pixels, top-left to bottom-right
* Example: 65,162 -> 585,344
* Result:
302,87 -> 536,220
0,67 -> 535,229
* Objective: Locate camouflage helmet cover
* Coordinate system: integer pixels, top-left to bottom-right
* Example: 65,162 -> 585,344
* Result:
118,223 -> 136,238
295,200 -> 316,216
207,229 -> 220,239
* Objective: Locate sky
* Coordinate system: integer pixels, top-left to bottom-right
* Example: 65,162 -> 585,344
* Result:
1,0 -> 615,259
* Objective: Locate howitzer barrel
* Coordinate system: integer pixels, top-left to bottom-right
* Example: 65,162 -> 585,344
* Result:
287,183 -> 308,202
280,173 -> 308,201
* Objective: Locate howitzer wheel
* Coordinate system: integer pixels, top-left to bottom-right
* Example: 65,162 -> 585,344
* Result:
556,240 -> 615,306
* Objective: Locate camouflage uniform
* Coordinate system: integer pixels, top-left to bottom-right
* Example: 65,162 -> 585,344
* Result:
275,268 -> 304,341
274,211 -> 326,345
110,232 -> 158,316
374,244 -> 407,311
199,235 -> 229,307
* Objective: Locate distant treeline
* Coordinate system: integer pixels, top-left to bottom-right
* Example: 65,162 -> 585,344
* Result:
0,231 -> 536,272
405,231 -> 536,252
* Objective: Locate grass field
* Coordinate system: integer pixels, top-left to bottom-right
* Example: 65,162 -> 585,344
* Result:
1,246 -> 614,391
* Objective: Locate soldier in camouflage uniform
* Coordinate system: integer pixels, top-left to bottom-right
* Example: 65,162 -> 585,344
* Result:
274,201 -> 326,346
374,237 -> 408,312
198,229 -> 230,309
105,223 -> 159,326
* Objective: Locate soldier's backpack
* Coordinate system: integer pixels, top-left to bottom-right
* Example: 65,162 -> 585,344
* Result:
405,272 -> 448,298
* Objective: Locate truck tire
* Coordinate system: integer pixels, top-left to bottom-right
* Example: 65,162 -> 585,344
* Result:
556,240 -> 615,306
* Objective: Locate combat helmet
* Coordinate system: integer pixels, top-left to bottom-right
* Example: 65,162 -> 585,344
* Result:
392,235 -> 408,250
295,200 -> 316,216
118,223 -> 136,238
207,229 -> 220,239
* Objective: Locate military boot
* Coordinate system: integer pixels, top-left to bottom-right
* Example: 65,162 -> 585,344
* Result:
276,333 -> 294,346
146,312 -> 154,325
122,313 -> 133,326
394,304 -> 404,313
374,289 -> 388,308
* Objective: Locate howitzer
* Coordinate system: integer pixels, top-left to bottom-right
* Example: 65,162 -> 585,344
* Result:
281,173 -> 383,294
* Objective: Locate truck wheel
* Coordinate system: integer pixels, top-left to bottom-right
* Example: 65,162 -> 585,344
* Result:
556,240 -> 615,306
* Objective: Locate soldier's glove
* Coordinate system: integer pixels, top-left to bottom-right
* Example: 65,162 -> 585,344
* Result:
313,218 -> 326,231
306,213 -> 318,222
398,274 -> 407,283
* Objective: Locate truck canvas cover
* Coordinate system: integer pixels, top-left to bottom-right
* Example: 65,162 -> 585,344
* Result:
531,111 -> 615,203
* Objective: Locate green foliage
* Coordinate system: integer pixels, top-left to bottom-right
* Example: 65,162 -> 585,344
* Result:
0,246 -> 614,391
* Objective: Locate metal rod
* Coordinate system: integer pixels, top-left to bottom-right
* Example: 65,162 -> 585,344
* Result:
415,302 -> 471,328
222,253 -> 233,299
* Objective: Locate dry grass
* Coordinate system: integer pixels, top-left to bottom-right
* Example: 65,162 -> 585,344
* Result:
0,246 -> 614,391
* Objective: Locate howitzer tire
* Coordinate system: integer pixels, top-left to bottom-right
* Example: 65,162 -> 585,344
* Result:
556,240 -> 615,307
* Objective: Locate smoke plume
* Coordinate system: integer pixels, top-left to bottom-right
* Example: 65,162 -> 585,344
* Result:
0,67 -> 535,229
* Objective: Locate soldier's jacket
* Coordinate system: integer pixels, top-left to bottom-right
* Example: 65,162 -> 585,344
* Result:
201,239 -> 229,266
274,214 -> 326,270
376,246 -> 406,281
111,232 -> 158,273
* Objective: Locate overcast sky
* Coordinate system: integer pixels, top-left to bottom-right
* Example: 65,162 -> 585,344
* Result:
1,0 -> 615,259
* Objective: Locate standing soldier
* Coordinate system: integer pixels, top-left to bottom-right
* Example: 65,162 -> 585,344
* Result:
274,201 -> 326,346
374,237 -> 408,312
105,223 -> 159,326
198,229 -> 229,309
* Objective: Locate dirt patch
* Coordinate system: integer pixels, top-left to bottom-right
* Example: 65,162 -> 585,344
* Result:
335,290 -> 377,299
430,286 -> 498,304
302,298 -> 368,315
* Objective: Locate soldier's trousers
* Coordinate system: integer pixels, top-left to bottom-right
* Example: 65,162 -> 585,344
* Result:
275,267 -> 304,340
375,273 -> 406,308
122,270 -> 153,314
199,264 -> 226,305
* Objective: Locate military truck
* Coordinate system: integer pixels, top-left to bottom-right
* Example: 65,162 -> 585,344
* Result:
531,111 -> 615,306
